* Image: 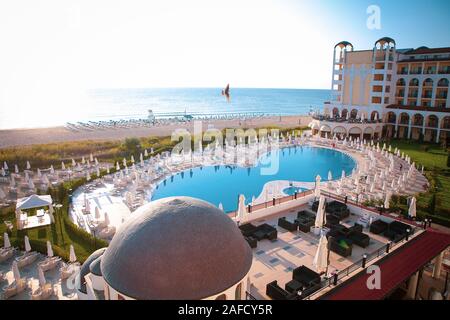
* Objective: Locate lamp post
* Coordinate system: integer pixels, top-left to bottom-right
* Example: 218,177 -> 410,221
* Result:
362,254 -> 368,268
55,203 -> 64,246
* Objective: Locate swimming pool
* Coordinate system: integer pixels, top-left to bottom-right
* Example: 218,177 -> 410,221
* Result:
151,146 -> 356,212
282,186 -> 309,196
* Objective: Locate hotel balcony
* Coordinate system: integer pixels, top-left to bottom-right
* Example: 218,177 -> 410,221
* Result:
438,67 -> 450,74
410,68 -> 422,75
424,68 -> 437,75
408,93 -> 418,98
397,69 -> 408,75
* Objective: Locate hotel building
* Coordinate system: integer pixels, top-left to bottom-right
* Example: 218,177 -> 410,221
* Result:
309,37 -> 450,143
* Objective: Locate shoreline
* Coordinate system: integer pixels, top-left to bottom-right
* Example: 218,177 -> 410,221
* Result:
0,115 -> 312,149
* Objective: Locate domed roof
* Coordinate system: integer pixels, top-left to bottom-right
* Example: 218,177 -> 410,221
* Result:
375,37 -> 396,46
89,256 -> 103,276
78,248 -> 107,293
100,197 -> 253,300
334,41 -> 353,49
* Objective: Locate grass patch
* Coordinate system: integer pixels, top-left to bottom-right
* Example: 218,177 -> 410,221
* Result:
388,139 -> 450,226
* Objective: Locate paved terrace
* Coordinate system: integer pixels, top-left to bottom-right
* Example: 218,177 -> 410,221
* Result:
245,199 -> 423,300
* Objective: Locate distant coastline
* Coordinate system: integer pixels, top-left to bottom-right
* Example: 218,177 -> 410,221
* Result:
0,88 -> 329,130
0,114 -> 312,149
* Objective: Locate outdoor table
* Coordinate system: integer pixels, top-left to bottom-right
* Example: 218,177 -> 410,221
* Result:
36,209 -> 45,217
285,279 -> 303,293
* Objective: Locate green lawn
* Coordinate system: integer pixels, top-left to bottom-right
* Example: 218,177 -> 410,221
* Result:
388,139 -> 450,225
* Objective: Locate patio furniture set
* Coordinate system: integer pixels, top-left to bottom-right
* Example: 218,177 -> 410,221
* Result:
239,223 -> 278,249
266,265 -> 322,300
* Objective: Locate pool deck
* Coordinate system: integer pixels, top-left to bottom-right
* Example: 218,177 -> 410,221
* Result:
246,203 -> 388,299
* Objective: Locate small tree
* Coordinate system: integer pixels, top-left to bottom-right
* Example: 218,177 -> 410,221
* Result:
428,193 -> 437,215
122,137 -> 142,155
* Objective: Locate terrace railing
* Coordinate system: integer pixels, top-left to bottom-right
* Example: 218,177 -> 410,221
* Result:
227,189 -> 314,217
301,233 -> 417,300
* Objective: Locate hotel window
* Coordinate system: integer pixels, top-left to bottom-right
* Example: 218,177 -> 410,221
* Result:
235,283 -> 242,300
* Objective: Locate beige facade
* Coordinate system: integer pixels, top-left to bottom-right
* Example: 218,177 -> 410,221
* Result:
316,38 -> 450,143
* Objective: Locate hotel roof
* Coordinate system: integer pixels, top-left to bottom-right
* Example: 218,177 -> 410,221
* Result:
320,229 -> 450,300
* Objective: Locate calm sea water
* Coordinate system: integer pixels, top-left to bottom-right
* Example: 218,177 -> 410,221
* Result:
0,88 -> 329,129
151,146 -> 355,212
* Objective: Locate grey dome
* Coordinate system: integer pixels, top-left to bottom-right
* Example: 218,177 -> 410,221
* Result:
78,248 -> 107,293
89,256 -> 103,276
101,197 -> 252,300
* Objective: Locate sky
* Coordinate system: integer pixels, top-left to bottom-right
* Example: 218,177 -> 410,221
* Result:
0,0 -> 449,113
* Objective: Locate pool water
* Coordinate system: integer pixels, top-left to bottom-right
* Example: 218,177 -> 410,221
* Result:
151,146 -> 355,212
282,186 -> 309,196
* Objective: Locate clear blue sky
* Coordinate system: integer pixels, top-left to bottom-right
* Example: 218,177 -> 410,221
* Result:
303,0 -> 450,51
0,0 -> 449,120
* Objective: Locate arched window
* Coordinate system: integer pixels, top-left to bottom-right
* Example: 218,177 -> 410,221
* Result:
423,78 -> 433,87
409,78 -> 419,87
438,78 -> 449,87
235,283 -> 242,300
396,78 -> 405,86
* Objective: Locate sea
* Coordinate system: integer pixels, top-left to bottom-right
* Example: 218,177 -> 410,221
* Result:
0,88 -> 330,129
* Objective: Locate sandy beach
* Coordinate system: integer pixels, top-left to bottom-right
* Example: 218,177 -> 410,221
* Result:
0,115 -> 311,148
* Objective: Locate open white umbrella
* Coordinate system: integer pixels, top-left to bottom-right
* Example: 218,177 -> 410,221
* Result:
26,161 -> 31,170
15,164 -> 19,174
0,168 -> 5,177
96,167 -> 100,177
12,261 -> 21,282
218,203 -> 224,211
24,235 -> 31,252
71,159 -> 76,167
123,158 -> 127,167
236,195 -> 246,221
3,232 -> 11,248
95,158 -> 99,166
46,241 -> 54,257
116,162 -> 120,171
315,195 -> 326,228
38,267 -> 46,287
61,162 -> 66,170
313,234 -> 329,273
144,149 -> 148,157
81,156 -> 85,164
408,197 -> 417,218
106,164 -> 110,174
86,172 -> 91,181
69,244 -> 77,263
328,170 -> 333,181
37,168 -> 42,178
3,161 -> 8,170
50,165 -> 55,174
131,155 -> 135,163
